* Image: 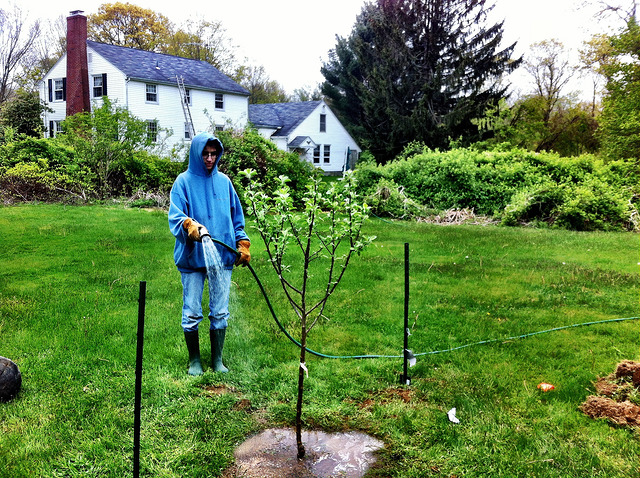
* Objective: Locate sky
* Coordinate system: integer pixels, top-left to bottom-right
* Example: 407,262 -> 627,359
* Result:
13,0 -> 627,98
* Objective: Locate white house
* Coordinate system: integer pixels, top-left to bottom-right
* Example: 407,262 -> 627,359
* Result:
40,11 -> 250,152
248,101 -> 361,174
40,11 -> 360,174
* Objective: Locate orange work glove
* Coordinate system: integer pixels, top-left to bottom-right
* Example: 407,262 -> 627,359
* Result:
235,240 -> 251,266
182,218 -> 207,242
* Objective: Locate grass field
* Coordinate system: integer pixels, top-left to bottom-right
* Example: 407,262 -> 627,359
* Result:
0,204 -> 638,477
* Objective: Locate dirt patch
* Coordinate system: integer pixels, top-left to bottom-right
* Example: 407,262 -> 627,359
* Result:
417,207 -> 497,226
580,361 -> 640,428
352,386 -> 416,411
224,428 -> 384,478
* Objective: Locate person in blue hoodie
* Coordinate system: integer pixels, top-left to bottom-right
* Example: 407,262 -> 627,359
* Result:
168,132 -> 250,375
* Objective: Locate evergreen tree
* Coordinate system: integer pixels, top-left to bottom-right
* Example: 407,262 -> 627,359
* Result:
321,0 -> 521,162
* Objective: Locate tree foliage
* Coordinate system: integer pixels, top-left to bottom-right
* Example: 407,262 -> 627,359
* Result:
164,19 -> 238,74
597,16 -> 640,160
475,40 -> 600,156
321,0 -> 521,162
241,169 -> 374,458
88,4 -> 239,75
234,65 -> 290,104
0,89 -> 51,140
88,2 -> 172,52
58,97 -> 159,198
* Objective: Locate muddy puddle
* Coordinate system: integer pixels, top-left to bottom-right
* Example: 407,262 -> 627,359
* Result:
226,428 -> 384,478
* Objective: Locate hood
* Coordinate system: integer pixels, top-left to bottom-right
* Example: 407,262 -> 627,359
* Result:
188,132 -> 224,176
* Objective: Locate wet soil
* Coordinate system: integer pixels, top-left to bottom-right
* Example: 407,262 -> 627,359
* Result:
224,428 -> 384,478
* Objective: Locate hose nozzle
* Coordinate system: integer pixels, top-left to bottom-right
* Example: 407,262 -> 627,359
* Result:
198,225 -> 211,241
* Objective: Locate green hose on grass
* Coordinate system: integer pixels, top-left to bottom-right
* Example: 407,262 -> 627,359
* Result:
212,237 -> 639,360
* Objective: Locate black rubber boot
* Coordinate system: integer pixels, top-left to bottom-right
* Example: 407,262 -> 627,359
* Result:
210,329 -> 229,373
184,330 -> 203,376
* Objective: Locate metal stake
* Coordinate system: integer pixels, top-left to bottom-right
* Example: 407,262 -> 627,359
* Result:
403,243 -> 410,385
134,281 -> 146,478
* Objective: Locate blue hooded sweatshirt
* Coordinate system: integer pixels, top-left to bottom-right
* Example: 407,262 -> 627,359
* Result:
168,132 -> 249,272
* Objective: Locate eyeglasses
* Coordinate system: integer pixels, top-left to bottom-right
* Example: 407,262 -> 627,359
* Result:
202,151 -> 218,158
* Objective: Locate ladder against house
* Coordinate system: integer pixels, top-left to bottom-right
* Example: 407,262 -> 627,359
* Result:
176,76 -> 195,139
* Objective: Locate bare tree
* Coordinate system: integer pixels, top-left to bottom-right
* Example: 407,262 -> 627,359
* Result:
234,64 -> 290,104
593,0 -> 638,22
0,4 -> 41,102
523,40 -> 575,125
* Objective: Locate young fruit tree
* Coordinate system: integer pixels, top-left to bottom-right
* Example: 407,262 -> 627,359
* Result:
241,170 -> 375,459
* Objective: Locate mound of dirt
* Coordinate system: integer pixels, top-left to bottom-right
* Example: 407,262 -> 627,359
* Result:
580,360 -> 640,428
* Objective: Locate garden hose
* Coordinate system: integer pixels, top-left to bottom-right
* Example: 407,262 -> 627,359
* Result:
210,238 -> 639,360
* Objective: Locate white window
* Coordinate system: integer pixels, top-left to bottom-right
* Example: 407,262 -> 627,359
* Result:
184,88 -> 192,106
48,120 -> 63,138
92,75 -> 104,98
313,145 -> 320,164
147,121 -> 158,142
215,125 -> 224,132
54,79 -> 64,101
320,114 -> 326,132
214,93 -> 224,110
323,145 -> 331,163
184,123 -> 192,140
146,84 -> 158,103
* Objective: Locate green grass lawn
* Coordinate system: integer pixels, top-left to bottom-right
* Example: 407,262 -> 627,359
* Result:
1,204 -> 638,477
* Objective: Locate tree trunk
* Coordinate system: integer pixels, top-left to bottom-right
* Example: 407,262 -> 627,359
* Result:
295,324 -> 307,459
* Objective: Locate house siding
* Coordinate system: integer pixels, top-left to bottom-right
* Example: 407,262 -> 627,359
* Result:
40,44 -> 249,151
289,103 -> 360,174
40,56 -> 68,136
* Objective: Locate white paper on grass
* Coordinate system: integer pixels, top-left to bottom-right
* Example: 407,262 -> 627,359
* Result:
447,407 -> 460,424
405,349 -> 417,368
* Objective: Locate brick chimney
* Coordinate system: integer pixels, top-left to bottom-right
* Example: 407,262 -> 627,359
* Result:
66,10 -> 90,116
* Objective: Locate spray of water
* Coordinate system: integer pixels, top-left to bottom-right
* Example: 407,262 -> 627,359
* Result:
201,236 -> 229,308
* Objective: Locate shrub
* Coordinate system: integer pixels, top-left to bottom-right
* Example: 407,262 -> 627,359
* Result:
216,128 -> 319,207
0,161 -> 90,203
355,144 -> 640,231
501,182 -> 567,227
0,136 -> 94,202
365,177 -> 428,218
555,179 -> 634,231
108,151 -> 185,196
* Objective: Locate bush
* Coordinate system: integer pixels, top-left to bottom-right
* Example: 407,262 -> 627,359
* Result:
108,151 -> 185,196
0,161 -> 90,203
555,179 -> 634,231
216,128 -> 319,207
365,177 -> 428,218
355,144 -> 640,231
0,136 -> 94,202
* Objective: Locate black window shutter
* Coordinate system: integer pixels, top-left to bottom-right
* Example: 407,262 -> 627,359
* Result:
62,78 -> 66,101
48,79 -> 52,102
102,73 -> 107,96
49,121 -> 54,137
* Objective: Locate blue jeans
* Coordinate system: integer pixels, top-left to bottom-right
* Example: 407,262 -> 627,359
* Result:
181,269 -> 232,332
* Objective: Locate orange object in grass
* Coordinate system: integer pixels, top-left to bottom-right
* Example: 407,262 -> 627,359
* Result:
537,382 -> 555,392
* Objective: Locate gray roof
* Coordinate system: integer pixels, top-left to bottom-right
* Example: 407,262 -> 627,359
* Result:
288,135 -> 316,148
248,101 -> 322,137
87,40 -> 249,96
